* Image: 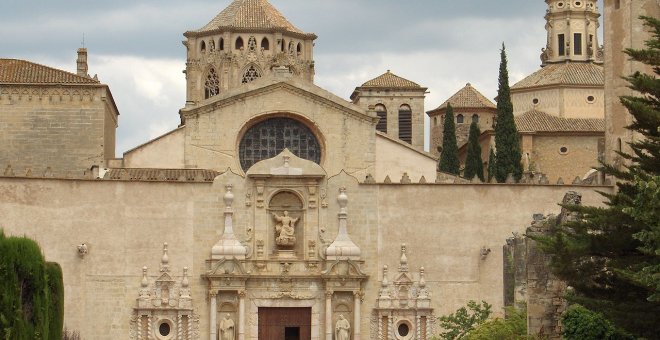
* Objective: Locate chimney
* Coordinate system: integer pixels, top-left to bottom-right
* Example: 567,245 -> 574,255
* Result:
76,48 -> 89,77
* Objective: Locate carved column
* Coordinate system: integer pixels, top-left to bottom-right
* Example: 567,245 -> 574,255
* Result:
325,290 -> 333,340
210,291 -> 218,340
238,290 -> 246,340
353,291 -> 361,340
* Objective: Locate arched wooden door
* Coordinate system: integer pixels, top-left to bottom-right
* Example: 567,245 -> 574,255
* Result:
258,307 -> 311,340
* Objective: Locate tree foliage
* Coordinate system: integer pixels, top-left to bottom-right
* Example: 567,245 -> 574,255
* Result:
493,44 -> 523,183
439,103 -> 460,175
487,148 -> 496,182
535,16 -> 660,339
464,122 -> 485,181
0,230 -> 64,340
561,305 -> 635,340
436,300 -> 492,340
466,305 -> 530,340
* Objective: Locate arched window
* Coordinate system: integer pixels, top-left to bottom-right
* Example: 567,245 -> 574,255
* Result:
219,38 -> 224,51
208,39 -> 215,52
239,117 -> 321,171
204,67 -> 220,99
398,104 -> 412,144
235,37 -> 244,50
375,104 -> 387,133
297,43 -> 302,55
200,40 -> 206,53
456,114 -> 464,124
472,114 -> 479,123
261,37 -> 270,50
247,36 -> 257,52
281,39 -> 286,52
242,65 -> 262,84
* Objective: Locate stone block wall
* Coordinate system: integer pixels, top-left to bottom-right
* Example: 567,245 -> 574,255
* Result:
0,85 -> 117,178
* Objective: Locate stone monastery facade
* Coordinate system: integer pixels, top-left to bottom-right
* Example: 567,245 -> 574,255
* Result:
0,0 -> 657,339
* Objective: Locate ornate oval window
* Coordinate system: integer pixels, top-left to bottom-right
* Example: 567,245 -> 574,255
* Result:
239,117 -> 321,171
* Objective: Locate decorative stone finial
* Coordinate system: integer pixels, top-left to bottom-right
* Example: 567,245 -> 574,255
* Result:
161,243 -> 170,272
223,184 -> 234,208
182,267 -> 189,288
325,188 -> 361,260
141,267 -> 149,288
399,244 -> 409,272
382,265 -> 389,287
419,267 -> 426,288
212,184 -> 247,260
337,187 -> 348,210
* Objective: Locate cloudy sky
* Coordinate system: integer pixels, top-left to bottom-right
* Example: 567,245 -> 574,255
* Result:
0,0 -> 603,153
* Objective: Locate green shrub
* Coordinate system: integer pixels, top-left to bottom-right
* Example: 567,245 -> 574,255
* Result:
561,305 -> 635,340
0,230 -> 64,340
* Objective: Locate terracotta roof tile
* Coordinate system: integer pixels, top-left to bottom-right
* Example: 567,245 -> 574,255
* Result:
360,70 -> 421,89
511,62 -> 604,90
431,83 -> 496,111
196,0 -> 306,35
515,109 -> 604,132
0,59 -> 99,85
103,169 -> 220,182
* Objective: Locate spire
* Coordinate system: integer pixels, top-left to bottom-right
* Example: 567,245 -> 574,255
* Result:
325,188 -> 361,260
211,184 -> 247,259
541,0 -> 603,65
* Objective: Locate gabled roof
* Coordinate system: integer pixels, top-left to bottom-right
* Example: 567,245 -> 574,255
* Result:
192,0 -> 311,36
0,59 -> 99,85
429,83 -> 496,113
511,62 -> 604,90
514,109 -> 604,133
359,70 -> 422,89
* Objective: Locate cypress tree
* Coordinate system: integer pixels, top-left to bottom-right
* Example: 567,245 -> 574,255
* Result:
493,44 -> 523,182
0,230 -> 64,340
487,148 -> 496,182
464,122 -> 485,181
536,17 -> 660,339
439,103 -> 460,174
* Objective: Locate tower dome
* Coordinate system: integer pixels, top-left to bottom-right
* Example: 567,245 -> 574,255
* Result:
182,0 -> 317,106
541,0 -> 603,65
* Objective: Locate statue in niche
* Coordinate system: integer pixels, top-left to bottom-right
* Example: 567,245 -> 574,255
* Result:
335,314 -> 351,340
272,210 -> 298,246
219,314 -> 235,340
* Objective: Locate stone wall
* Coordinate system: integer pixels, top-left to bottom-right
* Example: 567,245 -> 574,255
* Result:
506,191 -> 584,339
603,0 -> 660,165
0,84 -> 117,178
0,175 -> 610,339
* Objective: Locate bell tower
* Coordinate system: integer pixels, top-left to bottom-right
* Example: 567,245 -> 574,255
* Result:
541,0 -> 603,65
182,0 -> 317,108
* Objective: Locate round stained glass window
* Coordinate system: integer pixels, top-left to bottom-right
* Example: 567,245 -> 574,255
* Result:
239,117 -> 321,171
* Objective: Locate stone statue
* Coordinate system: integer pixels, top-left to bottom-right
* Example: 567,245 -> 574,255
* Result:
272,210 -> 298,246
219,314 -> 235,340
335,314 -> 350,340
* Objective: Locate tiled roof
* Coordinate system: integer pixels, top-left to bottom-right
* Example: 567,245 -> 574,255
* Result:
104,169 -> 220,182
195,0 -> 306,34
360,70 -> 422,89
0,59 -> 98,84
515,110 -> 605,132
431,83 -> 496,111
511,62 -> 604,90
